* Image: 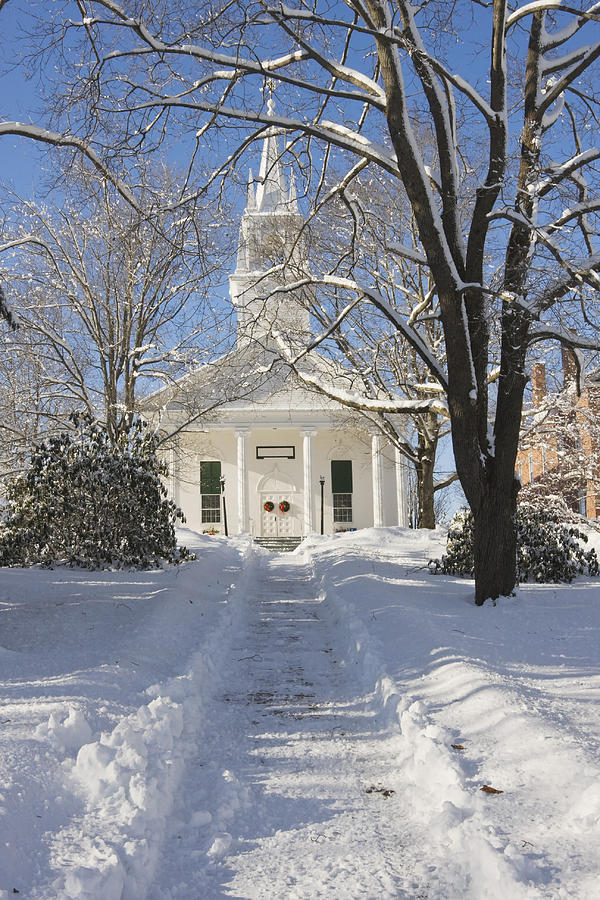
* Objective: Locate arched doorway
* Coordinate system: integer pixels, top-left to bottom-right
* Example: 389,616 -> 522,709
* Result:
257,467 -> 300,537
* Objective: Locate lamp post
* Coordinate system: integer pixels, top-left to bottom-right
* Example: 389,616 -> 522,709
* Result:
220,475 -> 229,537
319,475 -> 325,535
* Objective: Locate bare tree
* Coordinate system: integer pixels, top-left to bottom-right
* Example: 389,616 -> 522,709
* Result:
0,163 -> 223,448
26,0 -> 600,601
0,326 -> 69,476
0,0 -> 144,341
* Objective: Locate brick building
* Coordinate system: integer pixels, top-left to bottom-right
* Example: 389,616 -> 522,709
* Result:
517,350 -> 600,518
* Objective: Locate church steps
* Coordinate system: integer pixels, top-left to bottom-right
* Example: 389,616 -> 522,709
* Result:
253,536 -> 303,554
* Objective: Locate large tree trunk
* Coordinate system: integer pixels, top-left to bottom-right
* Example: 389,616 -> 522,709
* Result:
469,11 -> 545,605
450,381 -> 523,605
473,473 -> 519,605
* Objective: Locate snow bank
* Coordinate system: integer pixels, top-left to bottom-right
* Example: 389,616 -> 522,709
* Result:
305,527 -> 572,899
39,539 -> 256,900
392,698 -> 538,899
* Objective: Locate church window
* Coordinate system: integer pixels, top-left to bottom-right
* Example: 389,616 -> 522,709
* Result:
331,460 -> 353,523
200,460 -> 221,524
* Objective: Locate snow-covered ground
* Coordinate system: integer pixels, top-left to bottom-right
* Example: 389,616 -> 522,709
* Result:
0,526 -> 598,898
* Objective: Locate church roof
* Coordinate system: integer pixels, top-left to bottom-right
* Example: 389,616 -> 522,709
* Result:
142,340 -> 353,428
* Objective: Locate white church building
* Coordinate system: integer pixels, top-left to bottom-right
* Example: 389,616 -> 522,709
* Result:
146,121 -> 410,539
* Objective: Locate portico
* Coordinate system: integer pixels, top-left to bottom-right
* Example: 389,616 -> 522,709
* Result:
163,419 -> 406,537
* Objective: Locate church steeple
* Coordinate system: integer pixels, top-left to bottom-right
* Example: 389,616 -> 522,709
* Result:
230,101 -> 310,348
245,97 -> 299,216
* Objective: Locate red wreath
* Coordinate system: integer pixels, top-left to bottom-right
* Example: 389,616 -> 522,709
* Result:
279,500 -> 290,513
264,501 -> 275,512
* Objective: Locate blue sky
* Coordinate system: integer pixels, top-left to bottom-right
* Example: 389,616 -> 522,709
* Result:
0,0 -> 493,200
0,0 -> 55,196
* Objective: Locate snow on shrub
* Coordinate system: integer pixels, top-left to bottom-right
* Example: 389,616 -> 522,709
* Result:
0,412 -> 192,569
432,497 -> 599,584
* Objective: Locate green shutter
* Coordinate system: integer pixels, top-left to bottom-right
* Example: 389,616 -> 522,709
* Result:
200,460 -> 221,494
331,459 -> 353,493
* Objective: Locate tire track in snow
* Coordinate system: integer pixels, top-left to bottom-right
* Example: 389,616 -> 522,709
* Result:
151,552 -> 423,899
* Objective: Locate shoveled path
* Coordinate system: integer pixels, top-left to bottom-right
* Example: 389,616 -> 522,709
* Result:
151,551 -> 423,899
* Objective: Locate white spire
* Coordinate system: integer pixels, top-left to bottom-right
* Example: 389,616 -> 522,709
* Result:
254,95 -> 289,213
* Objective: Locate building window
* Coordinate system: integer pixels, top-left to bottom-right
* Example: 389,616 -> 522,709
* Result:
333,492 -> 353,522
201,494 -> 221,523
200,460 -> 221,524
528,453 -> 534,483
331,460 -> 353,523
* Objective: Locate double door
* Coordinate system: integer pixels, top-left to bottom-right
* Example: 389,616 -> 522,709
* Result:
260,493 -> 298,537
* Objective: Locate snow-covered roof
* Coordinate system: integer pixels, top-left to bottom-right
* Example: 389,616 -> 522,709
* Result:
141,338 -> 366,431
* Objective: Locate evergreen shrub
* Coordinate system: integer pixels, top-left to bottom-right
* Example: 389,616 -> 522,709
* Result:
0,413 -> 193,569
432,497 -> 599,584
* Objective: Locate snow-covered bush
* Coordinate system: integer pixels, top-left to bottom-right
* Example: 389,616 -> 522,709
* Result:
432,497 -> 598,584
0,413 -> 192,569
432,507 -> 475,578
516,500 -> 599,583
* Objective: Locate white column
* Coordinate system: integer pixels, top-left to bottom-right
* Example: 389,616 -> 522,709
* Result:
168,441 -> 179,506
395,446 -> 409,527
235,429 -> 250,533
371,433 -> 384,528
301,430 -> 317,534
